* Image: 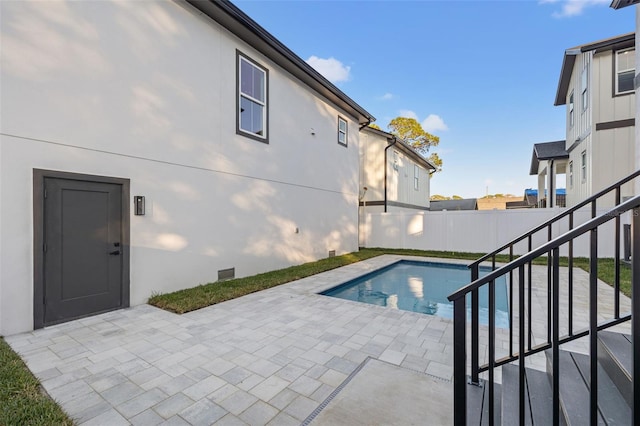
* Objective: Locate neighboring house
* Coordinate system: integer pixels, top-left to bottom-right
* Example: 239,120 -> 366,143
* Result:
506,189 -> 567,209
358,126 -> 437,243
553,32 -> 636,207
529,140 -> 569,208
429,199 -> 478,211
0,0 -> 374,335
476,196 -> 527,210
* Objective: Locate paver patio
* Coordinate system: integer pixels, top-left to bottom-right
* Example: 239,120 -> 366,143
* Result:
5,255 -> 631,425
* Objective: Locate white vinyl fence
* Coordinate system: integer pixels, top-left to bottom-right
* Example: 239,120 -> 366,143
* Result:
362,207 -> 630,258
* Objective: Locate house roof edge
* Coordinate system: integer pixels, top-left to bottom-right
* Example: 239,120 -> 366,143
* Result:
185,0 -> 375,125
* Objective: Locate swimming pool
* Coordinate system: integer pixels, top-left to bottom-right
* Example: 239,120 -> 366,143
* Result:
320,260 -> 509,328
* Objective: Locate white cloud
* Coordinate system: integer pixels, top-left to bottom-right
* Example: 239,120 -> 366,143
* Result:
422,114 -> 449,133
540,0 -> 610,18
379,93 -> 393,100
306,56 -> 351,83
398,109 -> 419,120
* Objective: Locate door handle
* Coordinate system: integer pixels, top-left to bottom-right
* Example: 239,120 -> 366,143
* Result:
109,250 -> 121,255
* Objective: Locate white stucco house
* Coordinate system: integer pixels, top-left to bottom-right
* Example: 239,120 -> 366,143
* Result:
0,0 -> 376,335
358,126 -> 436,245
552,32 -> 636,207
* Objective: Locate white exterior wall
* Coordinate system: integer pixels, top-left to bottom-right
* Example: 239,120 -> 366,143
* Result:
592,49 -> 635,202
362,208 -> 622,258
0,0 -> 361,335
359,131 -> 386,204
566,52 -> 594,207
566,47 -> 636,207
358,130 -> 431,246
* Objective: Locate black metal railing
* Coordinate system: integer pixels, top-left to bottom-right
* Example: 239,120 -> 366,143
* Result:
447,194 -> 640,425
465,170 -> 639,385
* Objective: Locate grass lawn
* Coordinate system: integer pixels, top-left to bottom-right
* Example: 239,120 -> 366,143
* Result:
149,247 -> 631,314
0,337 -> 74,426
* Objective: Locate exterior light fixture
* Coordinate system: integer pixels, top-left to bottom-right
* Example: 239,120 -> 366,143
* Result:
134,196 -> 145,215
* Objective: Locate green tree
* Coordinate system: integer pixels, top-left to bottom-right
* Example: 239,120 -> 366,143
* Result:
387,117 -> 442,172
368,123 -> 382,130
430,194 -> 450,201
452,195 -> 463,200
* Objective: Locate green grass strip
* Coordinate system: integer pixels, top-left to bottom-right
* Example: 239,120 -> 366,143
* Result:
0,337 -> 74,426
149,247 -> 631,314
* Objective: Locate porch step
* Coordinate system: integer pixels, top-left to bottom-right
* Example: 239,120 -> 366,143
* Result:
465,330 -> 634,425
501,364 -> 553,425
571,349 -> 631,425
545,349 -> 631,425
598,331 -> 632,407
465,378 -> 501,426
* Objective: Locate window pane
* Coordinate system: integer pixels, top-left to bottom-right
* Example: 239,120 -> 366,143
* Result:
240,96 -> 264,136
251,101 -> 264,135
339,119 -> 346,132
252,68 -> 264,102
619,50 -> 635,71
618,70 -> 634,93
338,132 -> 346,144
240,59 -> 254,97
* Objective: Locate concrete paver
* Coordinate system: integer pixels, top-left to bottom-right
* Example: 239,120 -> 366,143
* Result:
5,255 -> 630,425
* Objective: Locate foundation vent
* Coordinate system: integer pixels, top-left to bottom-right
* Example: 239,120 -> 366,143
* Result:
218,267 -> 235,281
328,250 -> 336,258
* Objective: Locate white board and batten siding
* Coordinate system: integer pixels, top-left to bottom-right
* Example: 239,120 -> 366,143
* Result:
565,52 -> 594,207
565,45 -> 636,208
0,0 -> 364,335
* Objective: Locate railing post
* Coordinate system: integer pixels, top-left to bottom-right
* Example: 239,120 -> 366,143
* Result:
615,187 -> 621,319
519,265 -> 526,426
547,225 -> 552,345
528,235 -> 533,351
452,297 -> 467,426
589,228 -> 598,426
488,279 -> 496,426
552,248 -> 560,426
471,266 -> 479,385
509,246 -> 514,358
569,212 -> 574,336
632,207 -> 640,426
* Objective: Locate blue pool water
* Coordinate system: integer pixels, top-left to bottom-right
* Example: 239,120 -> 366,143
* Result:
321,260 -> 509,328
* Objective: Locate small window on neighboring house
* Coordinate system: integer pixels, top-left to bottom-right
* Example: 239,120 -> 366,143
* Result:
238,52 -> 268,141
414,165 -> 419,190
581,151 -> 587,182
569,91 -> 574,127
581,67 -> 588,112
569,161 -> 574,188
338,117 -> 348,146
616,48 -> 635,95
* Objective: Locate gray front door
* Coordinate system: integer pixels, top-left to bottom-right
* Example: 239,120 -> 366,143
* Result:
35,171 -> 129,327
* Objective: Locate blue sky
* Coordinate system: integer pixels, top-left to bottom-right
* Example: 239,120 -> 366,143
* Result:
234,0 -> 635,198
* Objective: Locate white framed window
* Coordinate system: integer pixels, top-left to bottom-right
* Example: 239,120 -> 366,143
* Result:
581,67 -> 588,112
414,165 -> 419,190
616,48 -> 635,95
569,161 -> 573,188
569,91 -> 574,127
338,117 -> 348,147
581,151 -> 587,183
237,52 -> 268,141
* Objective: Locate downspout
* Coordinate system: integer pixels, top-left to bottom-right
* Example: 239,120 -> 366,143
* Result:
384,136 -> 398,213
358,117 -> 373,131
